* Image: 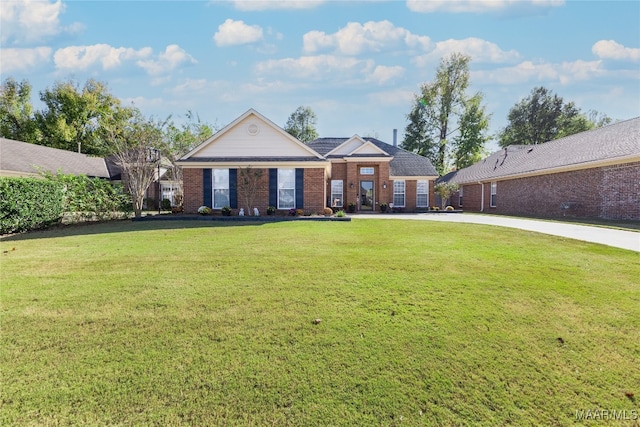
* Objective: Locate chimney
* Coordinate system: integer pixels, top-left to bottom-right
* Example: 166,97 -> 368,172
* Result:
393,129 -> 397,147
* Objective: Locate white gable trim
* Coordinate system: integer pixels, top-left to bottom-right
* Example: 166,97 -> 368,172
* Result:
180,109 -> 324,160
325,135 -> 389,157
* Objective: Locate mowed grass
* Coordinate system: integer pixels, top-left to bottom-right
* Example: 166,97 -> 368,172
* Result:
1,219 -> 638,426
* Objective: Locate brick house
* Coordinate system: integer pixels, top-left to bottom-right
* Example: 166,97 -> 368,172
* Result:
439,117 -> 640,220
177,109 -> 438,214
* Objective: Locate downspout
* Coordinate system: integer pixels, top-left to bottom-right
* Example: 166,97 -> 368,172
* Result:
479,182 -> 484,212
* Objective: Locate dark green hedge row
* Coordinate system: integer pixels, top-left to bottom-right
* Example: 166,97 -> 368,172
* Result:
0,177 -> 65,234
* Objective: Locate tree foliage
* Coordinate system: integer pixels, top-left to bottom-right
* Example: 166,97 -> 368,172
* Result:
452,94 -> 490,170
0,78 -> 41,143
35,79 -> 126,155
284,106 -> 318,143
401,53 -> 490,175
498,86 -> 612,148
434,181 -> 459,209
238,166 -> 264,215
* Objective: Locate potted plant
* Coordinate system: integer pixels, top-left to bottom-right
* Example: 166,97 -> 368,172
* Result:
267,206 -> 276,215
348,202 -> 356,213
221,206 -> 232,216
380,202 -> 388,212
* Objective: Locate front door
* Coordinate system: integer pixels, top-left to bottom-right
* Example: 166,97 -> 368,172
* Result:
360,180 -> 374,211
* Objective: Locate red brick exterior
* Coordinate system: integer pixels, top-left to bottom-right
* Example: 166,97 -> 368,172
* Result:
449,161 -> 640,220
182,167 -> 326,215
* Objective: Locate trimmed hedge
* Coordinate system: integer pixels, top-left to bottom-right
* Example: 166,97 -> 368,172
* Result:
0,178 -> 65,234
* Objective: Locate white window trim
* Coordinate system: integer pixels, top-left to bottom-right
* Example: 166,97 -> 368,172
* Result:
213,169 -> 230,209
490,181 -> 497,208
393,180 -> 406,207
331,180 -> 343,207
278,168 -> 295,210
416,180 -> 429,208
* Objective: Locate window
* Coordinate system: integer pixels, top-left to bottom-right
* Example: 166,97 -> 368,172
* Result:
331,180 -> 343,207
393,180 -> 405,207
278,169 -> 295,209
490,181 -> 497,207
213,169 -> 230,208
360,167 -> 374,175
458,186 -> 463,207
416,180 -> 429,207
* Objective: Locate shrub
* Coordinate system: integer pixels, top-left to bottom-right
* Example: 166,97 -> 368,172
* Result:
161,198 -> 172,211
0,177 -> 65,234
323,207 -> 333,215
266,206 -> 276,215
198,206 -> 212,215
335,210 -> 346,217
445,205 -> 455,211
221,206 -> 232,216
296,209 -> 304,216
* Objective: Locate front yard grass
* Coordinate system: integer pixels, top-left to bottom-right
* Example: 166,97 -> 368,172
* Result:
1,220 -> 638,426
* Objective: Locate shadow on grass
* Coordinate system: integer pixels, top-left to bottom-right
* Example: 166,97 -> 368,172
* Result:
0,218 -> 269,242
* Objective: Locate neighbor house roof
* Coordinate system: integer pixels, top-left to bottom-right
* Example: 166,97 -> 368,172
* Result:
442,117 -> 640,184
0,138 -> 113,179
307,137 -> 438,178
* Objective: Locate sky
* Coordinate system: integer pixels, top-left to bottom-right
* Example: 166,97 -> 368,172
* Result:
1,0 -> 639,153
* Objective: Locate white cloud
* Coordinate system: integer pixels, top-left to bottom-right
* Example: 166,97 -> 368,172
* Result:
413,37 -> 520,66
473,59 -> 606,85
368,65 -> 405,85
303,20 -> 431,55
0,0 -> 83,44
229,0 -> 324,11
592,40 -> 640,62
406,0 -> 564,14
53,44 -> 152,71
137,44 -> 197,76
0,47 -> 52,73
213,19 -> 264,47
255,55 -> 375,81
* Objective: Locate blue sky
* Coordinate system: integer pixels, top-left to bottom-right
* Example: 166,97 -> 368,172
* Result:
2,0 -> 639,152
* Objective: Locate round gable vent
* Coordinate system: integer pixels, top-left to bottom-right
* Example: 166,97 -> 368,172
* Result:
247,123 -> 260,136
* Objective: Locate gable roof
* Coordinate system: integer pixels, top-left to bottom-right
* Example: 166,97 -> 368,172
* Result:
443,117 -> 640,184
325,135 -> 390,157
179,109 -> 324,163
308,137 -> 438,178
0,138 -> 113,179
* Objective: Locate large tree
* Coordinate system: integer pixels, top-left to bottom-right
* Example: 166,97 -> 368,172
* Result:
498,86 -> 608,147
284,106 -> 318,143
0,78 -> 41,143
36,79 -> 125,155
452,93 -> 490,170
401,53 -> 490,175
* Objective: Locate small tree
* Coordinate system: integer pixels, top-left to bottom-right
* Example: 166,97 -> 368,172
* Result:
105,110 -> 165,218
238,166 -> 264,215
434,182 -> 459,209
284,106 -> 318,143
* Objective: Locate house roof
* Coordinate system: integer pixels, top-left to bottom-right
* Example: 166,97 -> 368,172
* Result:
0,138 -> 113,179
307,137 -> 438,177
442,117 -> 640,184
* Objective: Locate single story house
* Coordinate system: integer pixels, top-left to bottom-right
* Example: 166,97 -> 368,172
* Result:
439,117 -> 640,220
177,109 -> 438,214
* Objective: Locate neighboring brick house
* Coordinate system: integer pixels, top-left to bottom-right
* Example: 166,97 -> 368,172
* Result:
177,109 -> 438,214
439,117 -> 640,220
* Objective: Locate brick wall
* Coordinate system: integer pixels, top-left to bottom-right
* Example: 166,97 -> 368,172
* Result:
452,161 -> 640,220
183,168 -> 203,213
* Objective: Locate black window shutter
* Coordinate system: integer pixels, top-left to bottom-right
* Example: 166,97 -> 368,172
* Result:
269,168 -> 277,207
295,168 -> 304,208
203,169 -> 212,207
229,168 -> 238,209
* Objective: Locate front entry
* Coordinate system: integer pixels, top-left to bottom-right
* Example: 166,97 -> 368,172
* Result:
360,180 -> 374,211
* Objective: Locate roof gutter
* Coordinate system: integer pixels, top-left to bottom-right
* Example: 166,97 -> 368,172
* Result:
479,181 -> 484,212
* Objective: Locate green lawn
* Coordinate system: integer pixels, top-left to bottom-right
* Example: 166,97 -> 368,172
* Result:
1,220 -> 638,426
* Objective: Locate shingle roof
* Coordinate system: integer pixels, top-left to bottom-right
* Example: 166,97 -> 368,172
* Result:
0,138 -> 113,179
443,117 -> 640,184
307,137 -> 438,177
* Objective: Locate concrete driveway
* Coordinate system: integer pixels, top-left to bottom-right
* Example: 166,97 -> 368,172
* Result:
356,213 -> 640,252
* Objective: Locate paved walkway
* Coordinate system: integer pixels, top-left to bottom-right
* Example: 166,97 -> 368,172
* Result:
356,213 -> 640,252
